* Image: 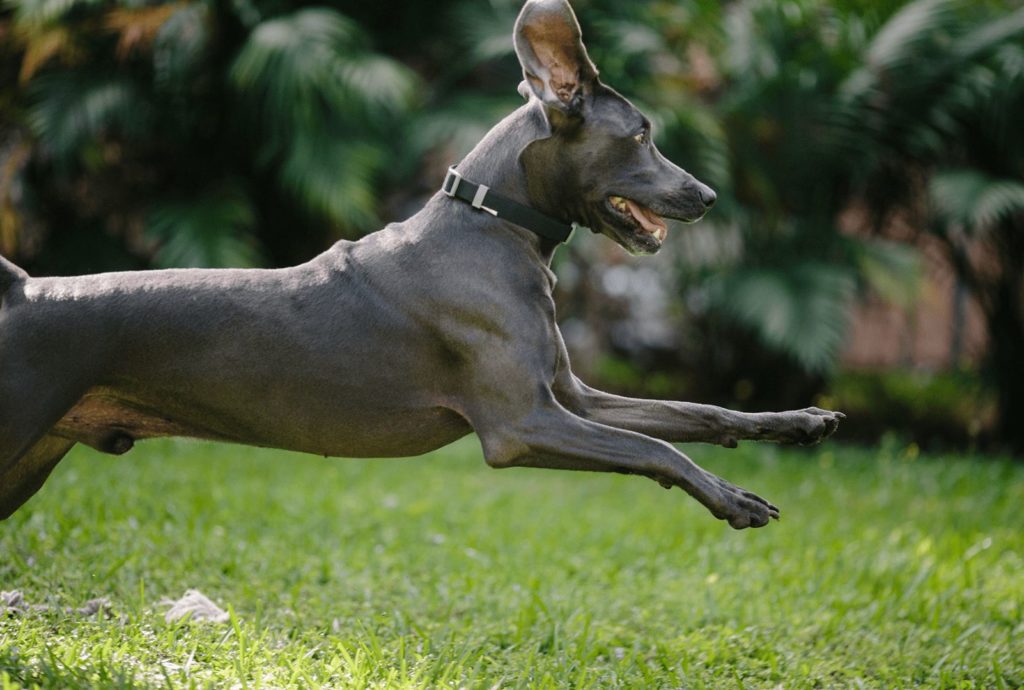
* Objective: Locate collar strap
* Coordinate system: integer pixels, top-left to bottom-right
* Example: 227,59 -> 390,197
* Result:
441,166 -> 574,244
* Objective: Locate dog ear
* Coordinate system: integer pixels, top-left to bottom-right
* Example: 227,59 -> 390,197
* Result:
514,0 -> 598,117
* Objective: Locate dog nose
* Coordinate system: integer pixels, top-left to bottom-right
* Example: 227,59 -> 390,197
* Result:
699,186 -> 717,208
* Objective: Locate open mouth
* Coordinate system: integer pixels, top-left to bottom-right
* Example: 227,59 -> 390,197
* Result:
608,195 -> 667,244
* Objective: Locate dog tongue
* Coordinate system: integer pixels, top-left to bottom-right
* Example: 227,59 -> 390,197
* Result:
624,199 -> 667,235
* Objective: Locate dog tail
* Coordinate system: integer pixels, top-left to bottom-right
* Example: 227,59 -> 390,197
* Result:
0,253 -> 28,298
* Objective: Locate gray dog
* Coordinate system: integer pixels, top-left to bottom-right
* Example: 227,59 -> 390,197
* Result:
0,0 -> 842,527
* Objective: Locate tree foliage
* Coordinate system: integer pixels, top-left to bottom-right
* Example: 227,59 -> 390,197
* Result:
1,0 -> 418,270
836,0 -> 1024,449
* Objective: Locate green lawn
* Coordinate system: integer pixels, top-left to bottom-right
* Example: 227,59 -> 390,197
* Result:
1,437 -> 1021,689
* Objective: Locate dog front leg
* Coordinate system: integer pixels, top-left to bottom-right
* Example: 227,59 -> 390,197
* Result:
558,376 -> 843,447
473,402 -> 779,529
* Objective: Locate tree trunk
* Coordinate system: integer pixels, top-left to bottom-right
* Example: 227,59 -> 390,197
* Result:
988,299 -> 1024,455
986,218 -> 1024,456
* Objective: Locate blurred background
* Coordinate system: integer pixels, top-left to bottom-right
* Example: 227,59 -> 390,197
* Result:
0,0 -> 1021,453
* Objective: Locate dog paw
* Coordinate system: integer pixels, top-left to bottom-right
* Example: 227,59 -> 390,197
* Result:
707,475 -> 779,529
767,407 -> 844,446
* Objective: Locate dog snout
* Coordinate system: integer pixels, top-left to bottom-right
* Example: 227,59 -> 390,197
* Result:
698,185 -> 716,209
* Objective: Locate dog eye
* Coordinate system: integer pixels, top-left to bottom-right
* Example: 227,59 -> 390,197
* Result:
633,129 -> 649,145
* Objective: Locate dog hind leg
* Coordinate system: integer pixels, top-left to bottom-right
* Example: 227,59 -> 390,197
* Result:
1,259 -> 95,517
0,383 -> 82,518
0,434 -> 75,519
1,321 -> 91,516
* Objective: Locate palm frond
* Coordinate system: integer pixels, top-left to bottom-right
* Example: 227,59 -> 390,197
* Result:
721,0 -> 778,81
230,7 -> 416,135
16,24 -> 81,82
152,3 -> 211,96
659,103 -> 731,196
865,0 -> 954,70
278,134 -> 383,235
938,15 -> 1024,155
230,9 -> 357,139
146,186 -> 261,268
839,0 -> 957,117
707,262 -> 856,372
104,2 -> 181,60
836,0 -> 1024,206
409,93 -> 522,160
993,41 -> 1024,81
28,72 -> 153,164
953,4 -> 1024,62
590,17 -> 669,80
336,52 -> 420,115
8,0 -> 103,28
229,8 -> 419,232
930,168 -> 1024,233
450,0 -> 518,64
852,237 -> 922,307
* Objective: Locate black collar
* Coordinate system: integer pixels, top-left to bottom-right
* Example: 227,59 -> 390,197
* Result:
441,166 -> 574,244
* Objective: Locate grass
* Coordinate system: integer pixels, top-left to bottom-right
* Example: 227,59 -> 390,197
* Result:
1,436 -> 1022,689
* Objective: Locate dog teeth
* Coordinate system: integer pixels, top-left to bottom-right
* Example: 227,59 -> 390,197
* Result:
610,195 -> 667,243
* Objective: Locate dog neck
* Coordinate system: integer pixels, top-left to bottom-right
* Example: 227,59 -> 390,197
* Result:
428,102 -> 564,263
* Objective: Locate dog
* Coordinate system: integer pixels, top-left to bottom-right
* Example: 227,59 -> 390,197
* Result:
0,0 -> 842,527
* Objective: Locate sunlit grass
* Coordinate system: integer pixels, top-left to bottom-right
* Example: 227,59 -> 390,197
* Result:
1,437 -> 1022,688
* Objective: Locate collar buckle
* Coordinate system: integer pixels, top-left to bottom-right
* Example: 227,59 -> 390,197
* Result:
442,166 -> 462,198
443,166 -> 498,216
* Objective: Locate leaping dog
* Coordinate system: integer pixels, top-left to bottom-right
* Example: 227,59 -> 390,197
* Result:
0,0 -> 842,527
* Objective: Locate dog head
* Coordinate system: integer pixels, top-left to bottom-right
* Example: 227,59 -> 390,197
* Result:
514,0 -> 716,255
